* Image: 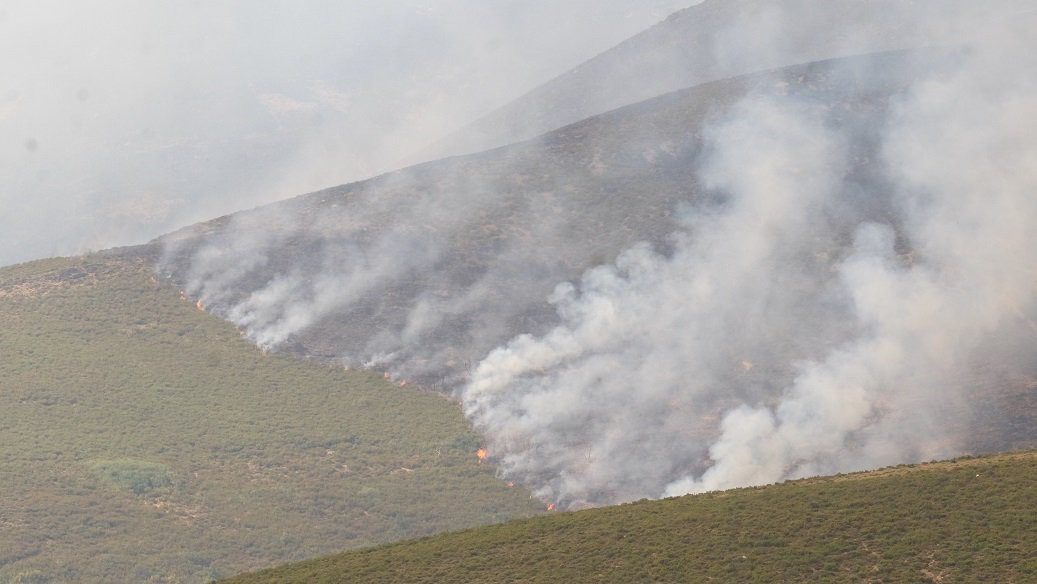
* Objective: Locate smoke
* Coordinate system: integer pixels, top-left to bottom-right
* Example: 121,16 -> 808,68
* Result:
165,143 -> 580,380
462,13 -> 1037,506
461,95 -> 855,505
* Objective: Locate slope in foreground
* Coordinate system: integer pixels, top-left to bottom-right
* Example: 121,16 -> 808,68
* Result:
221,451 -> 1037,583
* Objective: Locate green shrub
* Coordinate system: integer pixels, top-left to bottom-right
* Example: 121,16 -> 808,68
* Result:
89,459 -> 175,496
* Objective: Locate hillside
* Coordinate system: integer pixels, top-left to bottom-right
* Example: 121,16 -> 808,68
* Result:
430,0 -> 1034,158
4,2 -> 1034,582
220,450 -> 1037,583
0,256 -> 542,583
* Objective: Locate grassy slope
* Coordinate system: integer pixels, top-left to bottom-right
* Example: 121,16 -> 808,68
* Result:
221,451 -> 1037,583
0,256 -> 542,583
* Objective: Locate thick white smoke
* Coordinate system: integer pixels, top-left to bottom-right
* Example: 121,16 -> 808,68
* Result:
462,19 -> 1037,506
462,96 -> 849,504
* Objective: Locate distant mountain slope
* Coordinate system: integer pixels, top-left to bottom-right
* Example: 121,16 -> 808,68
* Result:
220,450 -> 1037,583
0,256 -> 541,583
429,0 -> 1033,158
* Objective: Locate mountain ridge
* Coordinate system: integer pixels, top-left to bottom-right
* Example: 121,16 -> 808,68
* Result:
427,0 -> 1033,159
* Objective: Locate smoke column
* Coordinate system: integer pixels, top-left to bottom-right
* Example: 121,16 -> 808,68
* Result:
462,15 -> 1037,507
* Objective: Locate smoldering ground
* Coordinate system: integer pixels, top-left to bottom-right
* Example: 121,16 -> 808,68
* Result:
160,2 -> 1037,508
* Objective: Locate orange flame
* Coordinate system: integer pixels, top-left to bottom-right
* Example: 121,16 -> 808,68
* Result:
399,380 -> 407,387
195,299 -> 205,311
546,503 -> 555,512
179,290 -> 187,301
476,448 -> 487,463
383,372 -> 390,379
506,481 -> 514,488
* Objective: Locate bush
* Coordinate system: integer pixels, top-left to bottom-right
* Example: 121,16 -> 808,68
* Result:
89,459 -> 174,496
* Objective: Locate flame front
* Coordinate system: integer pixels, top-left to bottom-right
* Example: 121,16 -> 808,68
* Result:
476,448 -> 487,463
195,299 -> 205,311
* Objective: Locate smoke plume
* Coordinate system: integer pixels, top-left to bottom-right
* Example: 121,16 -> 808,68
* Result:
462,13 -> 1037,506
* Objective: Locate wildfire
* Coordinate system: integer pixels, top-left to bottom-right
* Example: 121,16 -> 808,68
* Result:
383,372 -> 390,380
506,481 -> 514,488
476,448 -> 487,463
399,380 -> 407,387
178,290 -> 187,301
546,503 -> 555,512
741,359 -> 754,372
195,299 -> 205,311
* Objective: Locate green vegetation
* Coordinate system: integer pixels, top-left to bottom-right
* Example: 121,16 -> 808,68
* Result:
221,451 -> 1037,583
0,256 -> 542,583
89,459 -> 176,496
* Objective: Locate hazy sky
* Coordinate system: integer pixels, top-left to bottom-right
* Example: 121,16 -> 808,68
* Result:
0,0 -> 690,266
